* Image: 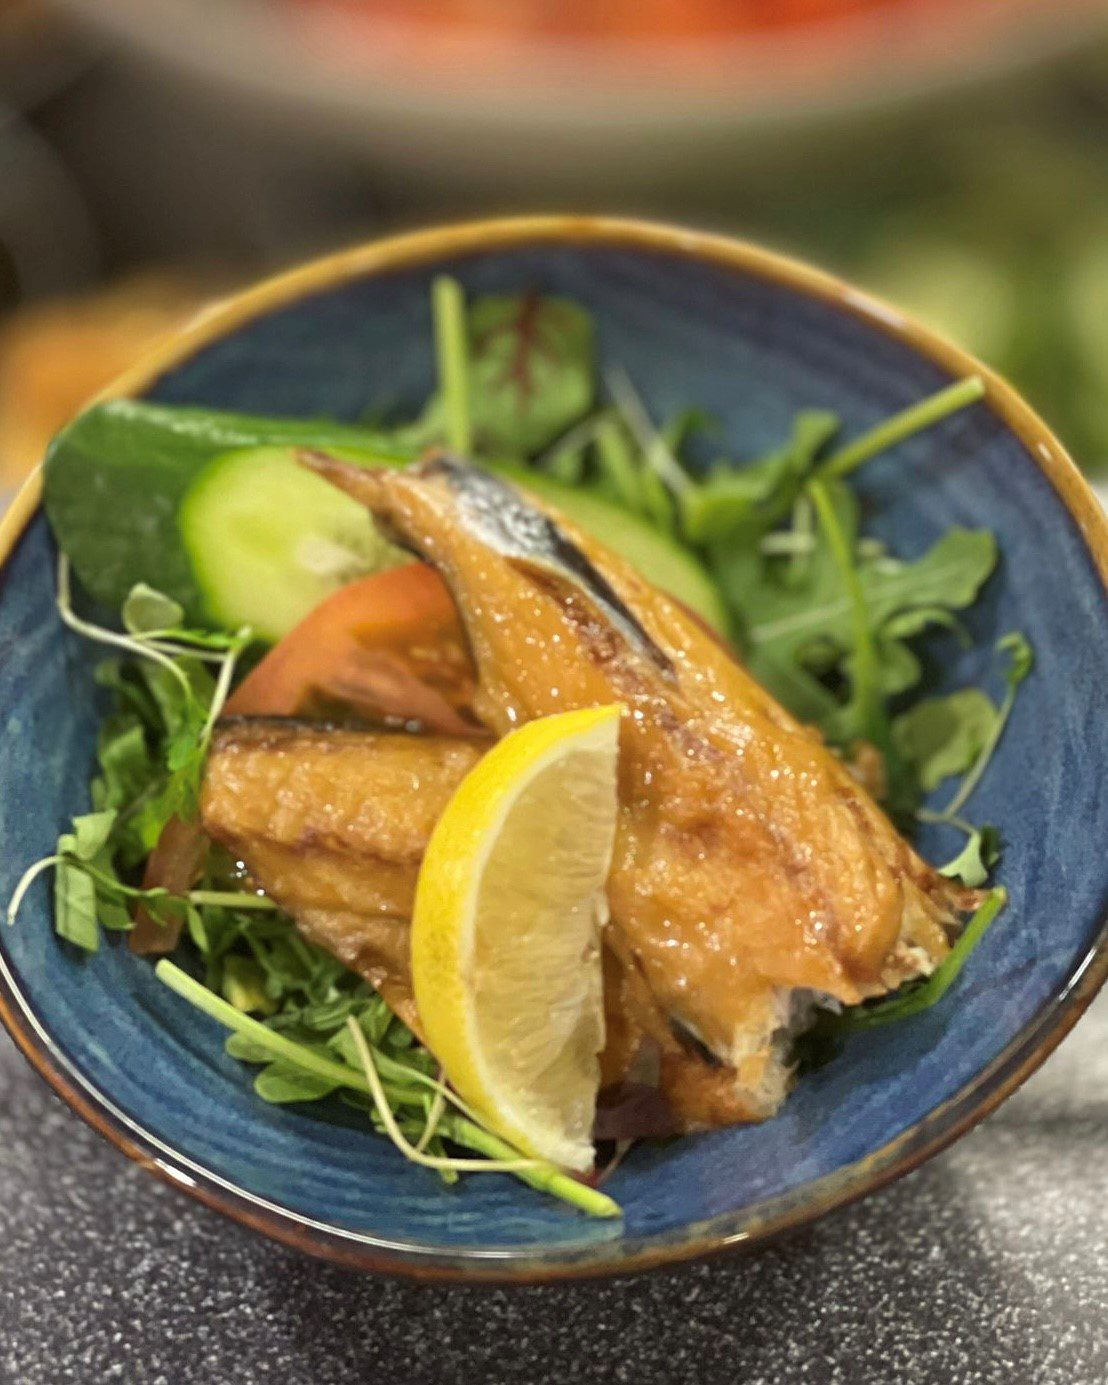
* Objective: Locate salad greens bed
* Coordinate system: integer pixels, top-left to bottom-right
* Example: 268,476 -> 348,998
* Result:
8,276 -> 1030,1216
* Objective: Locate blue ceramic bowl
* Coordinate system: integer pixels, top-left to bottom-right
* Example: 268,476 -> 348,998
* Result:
2,218 -> 1106,1282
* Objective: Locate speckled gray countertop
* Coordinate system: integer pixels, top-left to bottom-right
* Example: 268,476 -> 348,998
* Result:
0,992 -> 1105,1385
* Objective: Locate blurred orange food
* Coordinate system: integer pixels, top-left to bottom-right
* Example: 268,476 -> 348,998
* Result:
0,275 -> 205,490
295,0 -> 894,38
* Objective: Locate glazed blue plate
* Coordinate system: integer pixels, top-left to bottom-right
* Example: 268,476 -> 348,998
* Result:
2,218 -> 1106,1281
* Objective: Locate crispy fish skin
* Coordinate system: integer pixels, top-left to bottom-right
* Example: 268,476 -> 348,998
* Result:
200,718 -> 643,1090
305,453 -> 974,1125
200,719 -> 482,1032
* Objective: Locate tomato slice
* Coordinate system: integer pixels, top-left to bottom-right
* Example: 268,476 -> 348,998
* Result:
225,562 -> 476,733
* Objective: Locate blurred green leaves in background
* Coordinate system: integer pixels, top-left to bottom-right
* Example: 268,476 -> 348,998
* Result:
746,102 -> 1108,473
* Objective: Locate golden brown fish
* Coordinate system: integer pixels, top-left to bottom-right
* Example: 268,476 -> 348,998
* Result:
200,718 -> 482,1033
304,452 -> 977,1126
202,717 -> 663,1096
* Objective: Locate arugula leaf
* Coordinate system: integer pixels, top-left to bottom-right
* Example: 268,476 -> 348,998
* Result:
884,605 -> 971,644
139,659 -> 213,744
165,706 -> 207,777
893,689 -> 998,792
94,719 -> 156,815
809,478 -> 884,747
866,636 -> 924,698
680,411 -> 839,545
541,441 -> 587,485
943,632 -> 1034,816
126,657 -> 213,836
297,996 -> 365,1034
721,499 -> 998,752
637,463 -> 676,535
940,824 -> 1001,888
594,413 -> 647,512
94,660 -> 161,728
661,407 -> 721,455
96,893 -> 134,932
863,533 -> 999,630
741,527 -> 998,659
184,902 -> 209,953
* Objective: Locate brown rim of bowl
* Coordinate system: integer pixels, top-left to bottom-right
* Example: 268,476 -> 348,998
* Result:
1,215 -> 1106,1284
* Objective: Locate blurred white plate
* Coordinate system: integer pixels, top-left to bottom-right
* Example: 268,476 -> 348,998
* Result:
53,0 -> 1108,186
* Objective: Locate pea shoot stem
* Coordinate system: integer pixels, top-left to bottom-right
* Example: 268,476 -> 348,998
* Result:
414,1069 -> 449,1154
5,855 -> 64,926
606,366 -> 692,495
57,555 -> 193,700
832,887 -> 1007,1030
819,377 -> 985,481
345,1018 -> 539,1174
809,479 -> 880,739
156,961 -> 621,1219
917,807 -> 979,836
199,632 -> 250,749
433,275 -> 472,456
157,960 -> 401,1097
185,890 -> 277,911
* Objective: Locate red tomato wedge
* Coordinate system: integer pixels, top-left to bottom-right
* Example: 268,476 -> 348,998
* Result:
225,562 -> 476,733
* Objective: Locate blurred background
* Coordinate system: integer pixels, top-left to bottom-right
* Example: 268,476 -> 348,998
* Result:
2,0 -> 1108,507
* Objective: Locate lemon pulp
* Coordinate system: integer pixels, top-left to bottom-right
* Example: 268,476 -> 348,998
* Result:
411,705 -> 621,1171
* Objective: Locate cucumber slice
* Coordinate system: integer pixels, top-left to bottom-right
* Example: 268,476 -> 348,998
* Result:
179,447 -> 409,643
491,463 -> 730,634
47,397 -> 729,641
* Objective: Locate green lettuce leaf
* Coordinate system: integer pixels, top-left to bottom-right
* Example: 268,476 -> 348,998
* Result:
415,293 -> 594,457
892,689 -> 999,791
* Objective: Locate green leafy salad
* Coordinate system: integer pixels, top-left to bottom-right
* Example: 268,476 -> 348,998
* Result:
8,276 -> 1030,1216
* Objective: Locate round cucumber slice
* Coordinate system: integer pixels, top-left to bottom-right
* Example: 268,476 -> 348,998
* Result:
180,446 -> 408,643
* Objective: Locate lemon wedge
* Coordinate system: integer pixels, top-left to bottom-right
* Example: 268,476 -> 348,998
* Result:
411,704 -> 621,1172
